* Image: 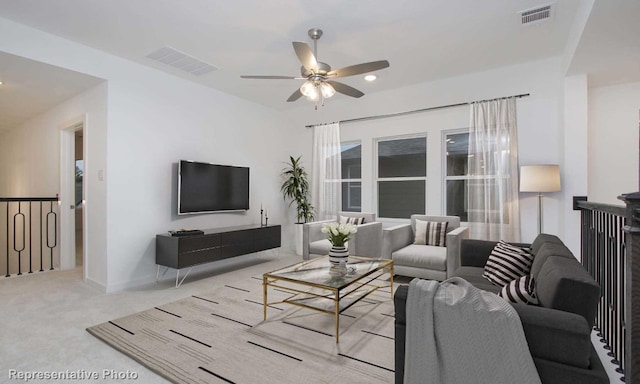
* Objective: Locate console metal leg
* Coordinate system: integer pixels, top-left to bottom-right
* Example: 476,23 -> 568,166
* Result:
156,265 -> 169,283
175,267 -> 194,288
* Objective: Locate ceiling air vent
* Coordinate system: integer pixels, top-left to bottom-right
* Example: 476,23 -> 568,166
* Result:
146,46 -> 217,76
519,4 -> 553,25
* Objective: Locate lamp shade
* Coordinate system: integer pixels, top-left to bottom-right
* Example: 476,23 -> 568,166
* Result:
520,165 -> 561,192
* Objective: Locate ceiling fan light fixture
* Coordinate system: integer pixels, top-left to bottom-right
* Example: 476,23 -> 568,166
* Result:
320,82 -> 336,98
300,80 -> 316,97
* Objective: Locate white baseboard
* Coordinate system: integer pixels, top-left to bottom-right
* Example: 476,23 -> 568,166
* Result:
103,250 -> 282,293
105,274 -> 157,293
84,276 -> 107,292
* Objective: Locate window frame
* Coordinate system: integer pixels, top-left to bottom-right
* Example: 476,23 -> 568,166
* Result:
374,133 -> 428,219
442,128 -> 470,222
340,140 -> 362,212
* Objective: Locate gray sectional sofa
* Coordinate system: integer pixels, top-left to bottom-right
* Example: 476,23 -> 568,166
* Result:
394,234 -> 609,384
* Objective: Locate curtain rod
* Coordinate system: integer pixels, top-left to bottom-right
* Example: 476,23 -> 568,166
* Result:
305,93 -> 530,128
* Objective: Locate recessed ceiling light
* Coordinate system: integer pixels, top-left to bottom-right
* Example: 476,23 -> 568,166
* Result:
0,81 -> 3,85
364,74 -> 377,82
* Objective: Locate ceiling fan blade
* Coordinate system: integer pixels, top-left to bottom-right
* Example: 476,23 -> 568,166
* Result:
287,88 -> 303,102
327,60 -> 390,78
240,75 -> 299,79
292,42 -> 318,72
327,81 -> 364,98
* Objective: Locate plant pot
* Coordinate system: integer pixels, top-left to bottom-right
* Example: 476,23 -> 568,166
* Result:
295,223 -> 304,256
329,245 -> 348,276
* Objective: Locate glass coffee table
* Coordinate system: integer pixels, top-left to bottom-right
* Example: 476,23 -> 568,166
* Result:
262,255 -> 394,342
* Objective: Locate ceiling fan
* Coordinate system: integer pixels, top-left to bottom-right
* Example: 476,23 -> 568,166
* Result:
240,28 -> 390,108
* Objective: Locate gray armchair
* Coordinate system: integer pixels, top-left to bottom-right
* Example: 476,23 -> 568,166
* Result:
302,212 -> 383,260
383,215 -> 468,280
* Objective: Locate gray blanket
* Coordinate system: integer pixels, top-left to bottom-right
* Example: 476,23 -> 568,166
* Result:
405,277 -> 541,384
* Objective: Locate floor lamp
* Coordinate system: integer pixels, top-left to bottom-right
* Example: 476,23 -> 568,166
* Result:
520,165 -> 561,234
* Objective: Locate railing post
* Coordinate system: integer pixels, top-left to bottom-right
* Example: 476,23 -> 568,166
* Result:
619,192 -> 640,382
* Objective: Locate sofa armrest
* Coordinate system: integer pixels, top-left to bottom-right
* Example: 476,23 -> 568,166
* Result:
349,222 -> 383,258
394,285 -> 409,384
382,224 -> 413,259
302,219 -> 333,260
445,226 -> 469,278
512,303 -> 593,369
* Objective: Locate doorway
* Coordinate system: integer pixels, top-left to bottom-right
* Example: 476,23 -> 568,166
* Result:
74,130 -> 84,268
59,119 -> 86,274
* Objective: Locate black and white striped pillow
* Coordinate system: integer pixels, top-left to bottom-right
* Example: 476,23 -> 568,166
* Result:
340,215 -> 365,225
483,241 -> 534,287
414,220 -> 448,247
500,275 -> 539,305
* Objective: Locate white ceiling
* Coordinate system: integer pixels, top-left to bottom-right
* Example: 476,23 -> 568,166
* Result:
567,1 -> 640,87
0,0 -> 637,125
0,52 -> 103,133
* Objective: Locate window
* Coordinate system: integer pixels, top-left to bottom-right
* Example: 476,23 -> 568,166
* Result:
444,131 -> 470,222
376,136 -> 427,218
341,142 -> 362,212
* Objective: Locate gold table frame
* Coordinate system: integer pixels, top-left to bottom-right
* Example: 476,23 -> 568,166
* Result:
262,256 -> 394,343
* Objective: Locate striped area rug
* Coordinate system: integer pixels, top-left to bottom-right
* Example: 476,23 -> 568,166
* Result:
87,276 -> 396,384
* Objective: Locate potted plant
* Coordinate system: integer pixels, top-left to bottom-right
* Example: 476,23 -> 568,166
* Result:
281,155 -> 314,255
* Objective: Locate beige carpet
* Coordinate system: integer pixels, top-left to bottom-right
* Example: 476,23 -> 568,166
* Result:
87,276 -> 396,384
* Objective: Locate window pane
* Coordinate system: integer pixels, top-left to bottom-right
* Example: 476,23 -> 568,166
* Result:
446,132 -> 469,176
378,180 -> 425,218
378,137 -> 426,177
341,182 -> 361,212
446,180 -> 468,222
467,178 -> 510,223
341,143 -> 361,179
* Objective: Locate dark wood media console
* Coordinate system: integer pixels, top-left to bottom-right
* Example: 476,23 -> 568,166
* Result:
156,224 -> 281,286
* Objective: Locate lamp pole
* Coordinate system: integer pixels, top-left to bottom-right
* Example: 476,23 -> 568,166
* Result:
537,192 -> 543,234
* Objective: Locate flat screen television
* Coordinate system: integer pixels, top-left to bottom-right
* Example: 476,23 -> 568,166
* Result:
178,160 -> 249,215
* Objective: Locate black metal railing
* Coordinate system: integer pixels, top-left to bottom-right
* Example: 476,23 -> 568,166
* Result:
580,195 -> 640,383
1,197 -> 59,277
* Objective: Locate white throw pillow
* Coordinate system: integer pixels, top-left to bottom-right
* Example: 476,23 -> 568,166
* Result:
414,220 -> 448,247
483,241 -> 534,287
500,275 -> 539,305
339,215 -> 364,225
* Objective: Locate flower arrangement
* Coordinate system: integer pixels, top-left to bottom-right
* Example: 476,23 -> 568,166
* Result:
321,222 -> 358,247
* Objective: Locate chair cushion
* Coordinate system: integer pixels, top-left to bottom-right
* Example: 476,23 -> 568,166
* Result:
530,233 -> 564,255
451,266 -> 501,294
309,239 -> 332,255
483,241 -> 534,287
414,220 -> 448,247
340,215 -> 365,225
500,275 -> 539,305
536,256 -> 600,328
530,242 -> 575,279
392,244 -> 447,271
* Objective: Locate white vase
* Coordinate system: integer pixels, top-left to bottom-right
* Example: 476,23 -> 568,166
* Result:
329,245 -> 348,276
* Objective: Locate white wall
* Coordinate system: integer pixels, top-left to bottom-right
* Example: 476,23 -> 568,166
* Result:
0,17 -> 298,292
286,58 -> 566,243
105,77 -> 294,291
588,81 -> 640,204
562,75 -> 589,255
0,83 -> 108,285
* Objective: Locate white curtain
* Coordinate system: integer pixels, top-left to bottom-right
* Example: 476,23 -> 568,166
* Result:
467,98 -> 520,241
311,123 -> 342,221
